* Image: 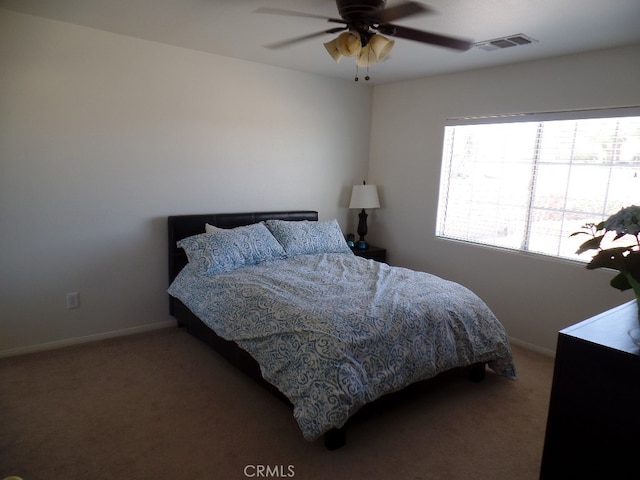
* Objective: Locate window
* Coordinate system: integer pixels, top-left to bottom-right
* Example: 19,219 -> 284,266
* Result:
436,108 -> 640,262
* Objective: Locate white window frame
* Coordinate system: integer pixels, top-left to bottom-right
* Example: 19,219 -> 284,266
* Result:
436,106 -> 640,263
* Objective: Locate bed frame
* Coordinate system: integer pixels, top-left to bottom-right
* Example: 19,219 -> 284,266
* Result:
167,210 -> 485,450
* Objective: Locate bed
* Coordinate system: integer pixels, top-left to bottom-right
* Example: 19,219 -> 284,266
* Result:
167,211 -> 516,449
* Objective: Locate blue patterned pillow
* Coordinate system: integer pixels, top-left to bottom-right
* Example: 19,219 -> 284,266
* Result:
178,223 -> 286,275
265,219 -> 351,256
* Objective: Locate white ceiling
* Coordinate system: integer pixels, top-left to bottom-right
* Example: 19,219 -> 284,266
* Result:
2,0 -> 640,85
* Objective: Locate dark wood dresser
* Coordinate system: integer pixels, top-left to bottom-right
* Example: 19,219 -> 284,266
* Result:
540,300 -> 640,479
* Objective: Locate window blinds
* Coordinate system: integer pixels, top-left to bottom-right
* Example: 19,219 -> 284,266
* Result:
436,109 -> 640,261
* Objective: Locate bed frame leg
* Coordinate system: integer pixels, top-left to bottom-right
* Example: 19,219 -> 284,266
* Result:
468,363 -> 486,382
324,428 -> 346,450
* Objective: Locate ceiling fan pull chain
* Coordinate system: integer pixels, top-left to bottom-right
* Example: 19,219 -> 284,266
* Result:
365,50 -> 371,81
354,60 -> 371,82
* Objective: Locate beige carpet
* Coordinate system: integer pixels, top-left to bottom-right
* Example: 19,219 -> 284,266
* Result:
0,327 -> 554,480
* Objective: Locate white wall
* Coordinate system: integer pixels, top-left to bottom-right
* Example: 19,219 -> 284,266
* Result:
368,44 -> 640,354
0,10 -> 372,355
4,9 -> 638,357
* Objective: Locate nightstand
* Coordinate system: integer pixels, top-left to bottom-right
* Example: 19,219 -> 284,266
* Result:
351,245 -> 387,262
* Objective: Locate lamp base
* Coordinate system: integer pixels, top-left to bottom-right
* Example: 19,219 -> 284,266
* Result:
356,209 -> 369,249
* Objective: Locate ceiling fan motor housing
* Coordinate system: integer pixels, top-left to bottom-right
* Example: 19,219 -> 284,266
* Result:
337,0 -> 386,23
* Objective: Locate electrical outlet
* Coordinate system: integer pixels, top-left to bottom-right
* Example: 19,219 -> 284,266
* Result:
66,292 -> 80,309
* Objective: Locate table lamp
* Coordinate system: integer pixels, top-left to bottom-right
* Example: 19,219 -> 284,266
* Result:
349,181 -> 380,249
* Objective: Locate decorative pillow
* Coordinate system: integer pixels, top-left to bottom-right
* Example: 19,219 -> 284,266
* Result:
205,223 -> 224,233
178,223 -> 286,275
265,219 -> 351,256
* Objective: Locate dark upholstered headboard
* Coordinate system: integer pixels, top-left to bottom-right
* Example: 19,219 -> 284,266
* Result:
167,210 -> 319,286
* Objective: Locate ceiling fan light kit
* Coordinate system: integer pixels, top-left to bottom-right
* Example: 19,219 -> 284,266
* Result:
336,31 -> 362,57
356,36 -> 394,67
369,34 -> 395,61
259,1 -> 472,81
357,44 -> 375,67
324,31 -> 394,67
323,38 -> 344,62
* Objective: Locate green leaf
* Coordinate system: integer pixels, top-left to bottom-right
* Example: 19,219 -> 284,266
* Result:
624,251 -> 640,272
585,247 -> 628,270
576,235 -> 605,255
626,270 -> 640,295
610,272 -> 631,291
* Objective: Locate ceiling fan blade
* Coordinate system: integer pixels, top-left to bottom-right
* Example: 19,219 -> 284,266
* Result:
264,27 -> 347,50
254,7 -> 345,25
382,24 -> 472,51
371,1 -> 433,24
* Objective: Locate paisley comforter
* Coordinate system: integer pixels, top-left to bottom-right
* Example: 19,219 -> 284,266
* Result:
168,252 -> 516,441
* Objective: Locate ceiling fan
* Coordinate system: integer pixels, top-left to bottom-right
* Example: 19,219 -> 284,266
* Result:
256,0 -> 472,80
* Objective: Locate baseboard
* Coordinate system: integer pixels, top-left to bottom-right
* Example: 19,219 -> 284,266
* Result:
0,320 -> 176,358
509,336 -> 555,358
2,324 -> 555,360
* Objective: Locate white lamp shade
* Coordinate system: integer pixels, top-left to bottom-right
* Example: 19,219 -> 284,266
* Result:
336,31 -> 362,57
369,34 -> 394,61
349,184 -> 380,209
356,45 -> 376,67
324,38 -> 343,63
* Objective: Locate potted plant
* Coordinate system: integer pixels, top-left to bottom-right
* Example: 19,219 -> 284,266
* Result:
571,205 -> 640,340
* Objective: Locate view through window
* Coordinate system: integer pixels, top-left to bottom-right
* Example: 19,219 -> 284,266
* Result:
436,109 -> 640,261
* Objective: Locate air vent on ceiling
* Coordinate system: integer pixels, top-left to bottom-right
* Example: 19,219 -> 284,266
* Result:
474,34 -> 538,52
